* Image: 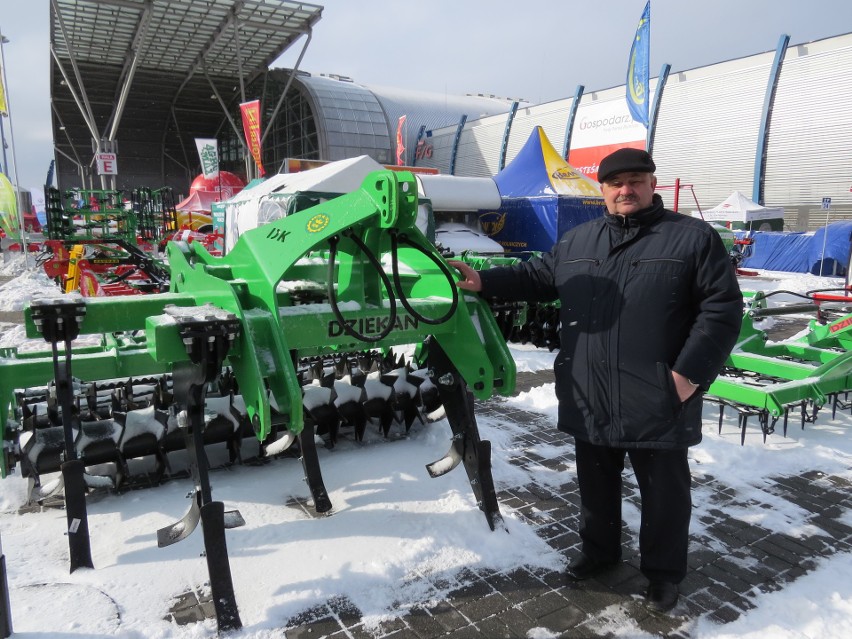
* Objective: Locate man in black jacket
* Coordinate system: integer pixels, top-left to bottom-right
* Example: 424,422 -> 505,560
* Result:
451,148 -> 742,613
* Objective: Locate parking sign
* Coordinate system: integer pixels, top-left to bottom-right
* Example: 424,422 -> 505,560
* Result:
822,197 -> 832,210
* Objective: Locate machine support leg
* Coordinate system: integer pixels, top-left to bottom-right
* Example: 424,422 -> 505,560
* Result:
298,423 -> 332,514
154,306 -> 243,633
425,339 -> 504,531
0,534 -> 12,638
30,299 -> 94,573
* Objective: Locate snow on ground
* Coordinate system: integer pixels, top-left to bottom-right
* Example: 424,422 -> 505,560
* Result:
0,255 -> 851,638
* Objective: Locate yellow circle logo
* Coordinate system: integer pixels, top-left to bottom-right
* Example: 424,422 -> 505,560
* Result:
306,213 -> 330,233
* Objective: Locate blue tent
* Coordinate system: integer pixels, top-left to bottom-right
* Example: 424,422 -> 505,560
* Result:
481,127 -> 605,252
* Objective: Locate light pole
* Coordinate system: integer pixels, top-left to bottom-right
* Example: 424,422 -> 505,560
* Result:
0,29 -> 30,263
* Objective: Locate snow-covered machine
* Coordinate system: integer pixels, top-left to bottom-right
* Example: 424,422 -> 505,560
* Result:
0,170 -> 515,632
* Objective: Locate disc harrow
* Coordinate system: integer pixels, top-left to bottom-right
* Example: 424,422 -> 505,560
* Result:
0,170 -> 515,633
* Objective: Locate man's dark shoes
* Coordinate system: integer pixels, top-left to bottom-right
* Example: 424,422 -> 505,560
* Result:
565,554 -> 618,581
645,581 -> 679,613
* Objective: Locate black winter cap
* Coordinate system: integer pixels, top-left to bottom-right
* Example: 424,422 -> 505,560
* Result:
597,148 -> 656,183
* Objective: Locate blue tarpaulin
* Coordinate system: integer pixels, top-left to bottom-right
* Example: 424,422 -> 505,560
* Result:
809,221 -> 852,275
740,232 -> 811,272
739,221 -> 852,275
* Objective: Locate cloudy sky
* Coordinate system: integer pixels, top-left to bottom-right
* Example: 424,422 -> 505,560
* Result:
2,0 -> 852,190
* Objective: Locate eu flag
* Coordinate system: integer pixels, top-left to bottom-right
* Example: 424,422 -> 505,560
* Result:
626,1 -> 651,127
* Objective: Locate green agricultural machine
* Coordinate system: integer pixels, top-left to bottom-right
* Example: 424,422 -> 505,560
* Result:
706,288 -> 852,443
455,251 -> 561,351
0,170 -> 515,633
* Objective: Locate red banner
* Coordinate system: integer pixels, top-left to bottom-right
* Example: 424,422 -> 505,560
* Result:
396,115 -> 407,166
240,100 -> 265,176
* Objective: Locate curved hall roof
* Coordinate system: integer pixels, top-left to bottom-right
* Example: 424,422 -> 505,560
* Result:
51,0 -> 323,82
50,0 -> 323,191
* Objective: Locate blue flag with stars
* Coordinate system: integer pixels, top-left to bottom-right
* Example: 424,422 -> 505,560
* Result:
626,1 -> 651,127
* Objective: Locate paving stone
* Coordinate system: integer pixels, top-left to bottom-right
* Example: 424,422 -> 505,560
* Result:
707,603 -> 743,624
474,613 -> 526,639
442,623 -> 485,639
285,615 -> 344,639
517,591 -> 574,619
751,536 -> 802,567
454,592 -> 512,622
534,601 -> 587,633
383,627 -> 425,639
427,600 -> 469,633
406,607 -> 449,639
489,606 -> 536,638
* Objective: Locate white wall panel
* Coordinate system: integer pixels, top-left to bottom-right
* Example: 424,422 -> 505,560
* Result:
764,37 -> 852,210
454,116 -> 508,177
652,53 -> 773,212
418,31 -> 852,222
505,99 -> 574,164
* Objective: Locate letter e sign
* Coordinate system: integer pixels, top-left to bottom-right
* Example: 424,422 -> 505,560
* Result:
96,152 -> 118,175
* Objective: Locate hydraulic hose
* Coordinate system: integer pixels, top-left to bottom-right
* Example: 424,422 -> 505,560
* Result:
327,231 -> 397,343
390,230 -> 459,325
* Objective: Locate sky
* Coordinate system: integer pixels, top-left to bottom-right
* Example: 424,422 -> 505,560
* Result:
0,258 -> 851,637
2,1 -> 852,199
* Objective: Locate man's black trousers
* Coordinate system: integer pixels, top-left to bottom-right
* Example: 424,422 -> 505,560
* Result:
574,439 -> 692,584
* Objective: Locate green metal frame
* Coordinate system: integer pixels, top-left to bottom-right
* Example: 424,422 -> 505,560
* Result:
1,170 -> 516,475
706,311 -> 852,417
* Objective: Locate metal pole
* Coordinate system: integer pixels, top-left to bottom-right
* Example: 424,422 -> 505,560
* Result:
0,31 -> 29,264
819,205 -> 830,277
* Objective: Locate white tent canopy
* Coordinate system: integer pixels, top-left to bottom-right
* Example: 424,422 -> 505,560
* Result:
692,191 -> 784,223
224,156 -> 385,252
222,156 -> 503,254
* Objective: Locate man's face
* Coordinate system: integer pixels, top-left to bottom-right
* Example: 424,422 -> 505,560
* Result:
600,171 -> 657,215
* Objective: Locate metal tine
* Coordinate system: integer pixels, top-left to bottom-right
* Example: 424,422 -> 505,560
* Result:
718,404 -> 725,435
783,408 -> 790,438
740,412 -> 748,446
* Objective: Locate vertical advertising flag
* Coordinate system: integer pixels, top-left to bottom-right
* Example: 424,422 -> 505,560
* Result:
240,100 -> 265,177
0,173 -> 19,236
396,115 -> 407,166
195,138 -> 220,179
626,1 -> 651,128
0,63 -> 7,115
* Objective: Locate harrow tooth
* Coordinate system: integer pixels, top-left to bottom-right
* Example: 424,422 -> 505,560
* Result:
408,368 -> 442,420
302,383 -> 341,445
381,367 -> 420,431
334,356 -> 351,379
362,373 -> 394,434
333,378 -> 368,441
